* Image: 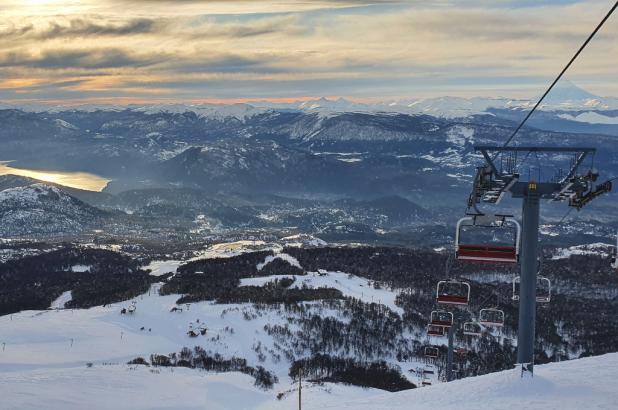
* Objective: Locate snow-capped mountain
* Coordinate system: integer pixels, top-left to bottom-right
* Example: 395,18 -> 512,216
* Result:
0,83 -> 616,240
3,81 -> 616,120
0,184 -> 107,236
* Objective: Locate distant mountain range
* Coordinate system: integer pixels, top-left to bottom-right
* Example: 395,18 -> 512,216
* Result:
2,81 -> 617,121
0,81 -> 615,241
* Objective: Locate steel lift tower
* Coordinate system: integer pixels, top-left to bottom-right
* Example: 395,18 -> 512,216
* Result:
468,146 -> 612,376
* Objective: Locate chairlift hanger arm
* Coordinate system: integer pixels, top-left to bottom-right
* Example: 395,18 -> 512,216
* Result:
559,151 -> 594,184
480,150 -> 501,177
569,180 -> 613,210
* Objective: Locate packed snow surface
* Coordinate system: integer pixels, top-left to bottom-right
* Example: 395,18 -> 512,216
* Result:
240,271 -> 404,315
320,353 -> 618,410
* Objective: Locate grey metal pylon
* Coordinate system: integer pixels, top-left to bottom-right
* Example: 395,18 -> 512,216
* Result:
517,184 -> 540,374
466,145 -> 612,377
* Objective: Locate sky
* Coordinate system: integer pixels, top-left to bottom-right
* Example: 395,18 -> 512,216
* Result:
0,0 -> 616,104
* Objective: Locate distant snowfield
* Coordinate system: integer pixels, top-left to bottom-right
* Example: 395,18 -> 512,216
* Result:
143,259 -> 182,276
240,271 -> 405,315
551,243 -> 612,260
143,240 -> 285,276
558,111 -> 618,124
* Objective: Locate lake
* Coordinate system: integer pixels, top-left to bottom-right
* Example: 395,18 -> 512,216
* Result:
0,162 -> 110,192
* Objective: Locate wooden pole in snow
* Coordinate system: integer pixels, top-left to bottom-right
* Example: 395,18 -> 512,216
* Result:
298,367 -> 302,410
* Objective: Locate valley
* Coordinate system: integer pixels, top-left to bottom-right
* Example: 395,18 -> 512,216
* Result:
0,86 -> 617,409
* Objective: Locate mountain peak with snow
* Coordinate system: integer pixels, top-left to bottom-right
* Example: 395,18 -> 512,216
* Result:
541,80 -> 599,103
2,82 -> 617,120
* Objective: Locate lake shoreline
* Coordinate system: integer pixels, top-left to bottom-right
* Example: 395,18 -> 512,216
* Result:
0,161 -> 111,192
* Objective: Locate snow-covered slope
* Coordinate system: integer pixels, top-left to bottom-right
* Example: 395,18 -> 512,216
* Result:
0,184 -> 107,236
1,261 -> 617,410
320,353 -> 618,410
0,279 -> 397,409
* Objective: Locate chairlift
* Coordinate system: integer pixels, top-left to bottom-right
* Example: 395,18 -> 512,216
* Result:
454,348 -> 468,356
427,324 -> 446,337
430,310 -> 454,327
422,380 -> 432,386
512,276 -> 551,303
462,321 -> 482,336
127,305 -> 136,313
455,215 -> 521,263
436,280 -> 471,305
479,308 -> 505,327
424,346 -> 439,358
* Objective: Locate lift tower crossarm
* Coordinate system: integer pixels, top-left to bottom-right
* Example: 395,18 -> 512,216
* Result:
470,146 -> 597,205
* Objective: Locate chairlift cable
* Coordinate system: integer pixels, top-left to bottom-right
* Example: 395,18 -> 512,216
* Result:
557,207 -> 574,225
496,1 -> 618,155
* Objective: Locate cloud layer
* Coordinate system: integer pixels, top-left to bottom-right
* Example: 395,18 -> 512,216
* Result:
0,0 -> 616,103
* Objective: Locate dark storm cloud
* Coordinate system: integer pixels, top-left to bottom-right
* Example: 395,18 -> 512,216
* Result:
0,49 -> 165,69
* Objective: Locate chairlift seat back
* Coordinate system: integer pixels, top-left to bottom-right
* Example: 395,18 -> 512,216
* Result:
430,310 -> 454,327
479,308 -> 505,327
457,244 -> 518,263
427,325 -> 445,336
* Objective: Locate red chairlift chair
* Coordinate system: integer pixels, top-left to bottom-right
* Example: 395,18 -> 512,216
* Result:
512,276 -> 551,303
462,321 -> 482,337
455,215 -> 521,264
436,280 -> 471,305
430,310 -> 454,327
479,308 -> 505,327
427,324 -> 446,337
424,346 -> 439,358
